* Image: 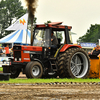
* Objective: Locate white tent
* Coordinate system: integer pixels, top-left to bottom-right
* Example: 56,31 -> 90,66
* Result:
0,29 -> 31,45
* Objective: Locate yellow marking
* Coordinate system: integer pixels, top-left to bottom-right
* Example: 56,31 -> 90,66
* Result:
54,45 -> 63,57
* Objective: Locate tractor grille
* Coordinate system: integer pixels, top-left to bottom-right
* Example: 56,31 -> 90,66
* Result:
14,51 -> 21,61
13,46 -> 21,50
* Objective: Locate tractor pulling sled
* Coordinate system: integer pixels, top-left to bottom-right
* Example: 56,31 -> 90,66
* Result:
2,22 -> 91,79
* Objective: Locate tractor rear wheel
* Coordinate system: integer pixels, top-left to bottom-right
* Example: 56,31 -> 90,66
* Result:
57,52 -> 67,78
65,48 -> 90,78
25,61 -> 43,78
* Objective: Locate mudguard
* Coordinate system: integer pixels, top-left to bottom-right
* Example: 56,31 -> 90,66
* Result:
60,44 -> 81,52
54,44 -> 81,58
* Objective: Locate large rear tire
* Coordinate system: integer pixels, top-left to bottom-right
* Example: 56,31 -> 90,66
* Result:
25,61 -> 43,78
65,48 -> 90,78
57,52 -> 67,78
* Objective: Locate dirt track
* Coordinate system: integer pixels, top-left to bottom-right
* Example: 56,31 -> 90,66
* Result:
0,73 -> 100,100
0,82 -> 100,100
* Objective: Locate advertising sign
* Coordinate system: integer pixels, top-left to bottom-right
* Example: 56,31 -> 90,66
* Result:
80,43 -> 96,47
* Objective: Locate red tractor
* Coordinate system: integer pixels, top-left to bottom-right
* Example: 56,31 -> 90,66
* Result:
3,22 -> 90,78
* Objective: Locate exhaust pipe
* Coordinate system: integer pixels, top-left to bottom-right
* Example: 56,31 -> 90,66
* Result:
30,16 -> 34,46
24,0 -> 38,45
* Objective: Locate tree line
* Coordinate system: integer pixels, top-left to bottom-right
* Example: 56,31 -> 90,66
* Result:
77,24 -> 100,43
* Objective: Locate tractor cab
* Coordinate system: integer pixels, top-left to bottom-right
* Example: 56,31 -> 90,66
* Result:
32,22 -> 72,57
33,22 -> 72,46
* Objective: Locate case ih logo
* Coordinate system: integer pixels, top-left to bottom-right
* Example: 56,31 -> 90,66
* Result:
19,19 -> 26,25
24,58 -> 30,60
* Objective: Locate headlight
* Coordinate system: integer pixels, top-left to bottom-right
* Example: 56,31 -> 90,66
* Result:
15,58 -> 17,61
45,48 -> 47,51
19,58 -> 21,61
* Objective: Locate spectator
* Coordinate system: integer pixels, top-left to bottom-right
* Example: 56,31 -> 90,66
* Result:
9,48 -> 13,57
2,47 -> 6,57
5,44 -> 11,57
0,47 -> 3,57
88,45 -> 100,57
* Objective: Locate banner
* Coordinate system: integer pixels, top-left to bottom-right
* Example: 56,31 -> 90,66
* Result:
80,43 -> 96,47
5,13 -> 28,31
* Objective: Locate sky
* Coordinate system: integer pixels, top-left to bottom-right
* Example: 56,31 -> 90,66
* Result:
21,0 -> 100,43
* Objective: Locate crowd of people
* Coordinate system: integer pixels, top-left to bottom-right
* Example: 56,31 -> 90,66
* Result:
0,44 -> 13,57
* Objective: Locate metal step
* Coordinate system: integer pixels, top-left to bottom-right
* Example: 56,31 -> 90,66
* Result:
49,57 -> 57,72
50,63 -> 57,71
51,64 -> 56,65
53,69 -> 57,71
49,57 -> 56,60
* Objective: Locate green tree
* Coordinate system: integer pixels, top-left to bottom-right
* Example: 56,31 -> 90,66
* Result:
77,24 -> 100,43
0,0 -> 27,38
44,20 -> 51,24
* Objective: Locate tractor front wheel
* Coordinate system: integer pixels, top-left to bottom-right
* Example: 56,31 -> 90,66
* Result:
3,65 -> 21,78
57,52 -> 67,78
25,61 -> 43,78
10,69 -> 21,78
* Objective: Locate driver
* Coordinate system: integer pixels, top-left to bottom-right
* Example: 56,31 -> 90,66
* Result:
51,32 -> 58,48
51,31 -> 58,55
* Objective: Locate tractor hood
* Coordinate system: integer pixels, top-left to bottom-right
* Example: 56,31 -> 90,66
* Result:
13,45 -> 42,51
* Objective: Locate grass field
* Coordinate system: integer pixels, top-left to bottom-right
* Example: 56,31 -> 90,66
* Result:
0,78 -> 100,83
0,67 -> 100,83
